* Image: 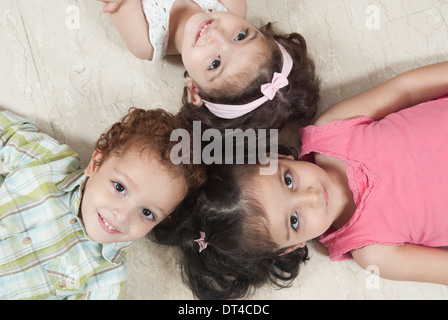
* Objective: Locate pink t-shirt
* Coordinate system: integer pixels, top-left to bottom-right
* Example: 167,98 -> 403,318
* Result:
299,97 -> 448,261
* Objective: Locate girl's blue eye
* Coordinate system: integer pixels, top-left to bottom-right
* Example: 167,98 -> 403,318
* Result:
142,208 -> 155,220
291,212 -> 299,230
210,57 -> 221,70
114,182 -> 126,195
234,30 -> 247,41
284,172 -> 293,189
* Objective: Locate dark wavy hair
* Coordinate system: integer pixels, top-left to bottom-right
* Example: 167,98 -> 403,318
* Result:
180,22 -> 320,132
154,159 -> 309,300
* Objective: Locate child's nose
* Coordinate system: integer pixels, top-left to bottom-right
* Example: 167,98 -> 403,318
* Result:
207,27 -> 227,45
296,187 -> 320,208
112,206 -> 133,223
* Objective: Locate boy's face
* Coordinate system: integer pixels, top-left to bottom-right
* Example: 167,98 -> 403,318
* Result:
80,149 -> 187,244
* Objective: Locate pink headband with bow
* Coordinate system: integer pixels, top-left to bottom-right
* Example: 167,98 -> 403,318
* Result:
202,42 -> 293,119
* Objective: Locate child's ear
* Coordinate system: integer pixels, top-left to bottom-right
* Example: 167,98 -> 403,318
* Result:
186,77 -> 203,106
85,150 -> 102,177
278,242 -> 306,256
267,153 -> 295,161
278,154 -> 296,161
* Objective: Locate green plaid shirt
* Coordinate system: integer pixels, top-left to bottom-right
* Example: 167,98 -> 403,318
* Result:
0,111 -> 131,299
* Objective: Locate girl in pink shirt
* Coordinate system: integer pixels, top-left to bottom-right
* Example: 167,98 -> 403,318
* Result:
171,61 -> 448,300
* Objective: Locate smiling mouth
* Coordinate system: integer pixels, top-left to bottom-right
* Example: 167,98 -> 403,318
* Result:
98,213 -> 121,234
196,20 -> 213,43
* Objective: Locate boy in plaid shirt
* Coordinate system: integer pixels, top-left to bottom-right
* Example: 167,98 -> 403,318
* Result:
0,108 -> 204,299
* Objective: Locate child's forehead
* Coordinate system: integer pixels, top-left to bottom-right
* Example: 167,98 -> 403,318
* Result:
111,147 -> 170,170
251,157 -> 304,179
106,148 -> 187,187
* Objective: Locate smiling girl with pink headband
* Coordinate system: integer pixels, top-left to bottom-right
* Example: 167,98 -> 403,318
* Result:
99,0 -> 320,130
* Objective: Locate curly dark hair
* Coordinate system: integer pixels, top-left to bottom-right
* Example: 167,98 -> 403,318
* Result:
180,22 -> 320,132
94,107 -> 206,192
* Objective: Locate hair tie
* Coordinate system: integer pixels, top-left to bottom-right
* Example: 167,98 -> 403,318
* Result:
194,231 -> 208,252
202,41 -> 293,119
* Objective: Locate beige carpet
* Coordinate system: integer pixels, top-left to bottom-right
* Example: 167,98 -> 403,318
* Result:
1,0 -> 447,299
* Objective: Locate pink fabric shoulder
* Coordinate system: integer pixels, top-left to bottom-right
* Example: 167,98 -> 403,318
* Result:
299,97 -> 448,261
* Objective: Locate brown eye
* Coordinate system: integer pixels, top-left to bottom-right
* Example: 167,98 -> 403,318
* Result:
234,30 -> 247,41
210,57 -> 221,70
113,182 -> 126,195
284,172 -> 293,189
142,208 -> 155,220
291,212 -> 299,230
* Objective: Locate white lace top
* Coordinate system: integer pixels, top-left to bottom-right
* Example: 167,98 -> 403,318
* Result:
141,0 -> 228,62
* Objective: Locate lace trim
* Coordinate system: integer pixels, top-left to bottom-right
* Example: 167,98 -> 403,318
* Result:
300,116 -> 373,134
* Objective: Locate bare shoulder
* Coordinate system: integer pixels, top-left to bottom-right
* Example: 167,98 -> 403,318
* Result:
314,99 -> 368,126
218,0 -> 247,18
352,243 -> 448,285
351,244 -> 391,269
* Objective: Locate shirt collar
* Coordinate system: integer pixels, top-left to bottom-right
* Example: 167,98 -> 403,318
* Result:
57,169 -> 132,265
57,169 -> 85,214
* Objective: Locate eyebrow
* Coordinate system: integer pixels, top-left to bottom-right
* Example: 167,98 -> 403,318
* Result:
247,29 -> 260,42
115,168 -> 134,189
209,64 -> 224,82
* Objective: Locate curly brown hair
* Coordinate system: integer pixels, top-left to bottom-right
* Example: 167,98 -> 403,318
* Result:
94,107 -> 206,192
180,23 -> 320,132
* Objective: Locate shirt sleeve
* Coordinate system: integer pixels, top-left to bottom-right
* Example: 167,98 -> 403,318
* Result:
0,110 -> 78,173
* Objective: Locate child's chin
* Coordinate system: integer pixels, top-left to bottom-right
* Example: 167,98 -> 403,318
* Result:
85,229 -> 111,244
